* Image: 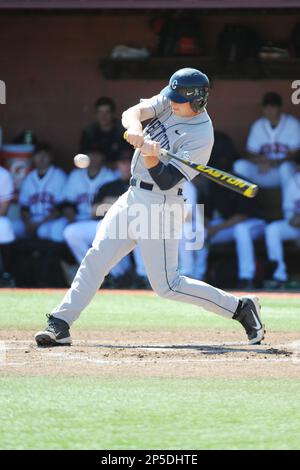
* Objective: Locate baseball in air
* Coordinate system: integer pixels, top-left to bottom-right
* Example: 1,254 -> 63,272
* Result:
74,153 -> 90,169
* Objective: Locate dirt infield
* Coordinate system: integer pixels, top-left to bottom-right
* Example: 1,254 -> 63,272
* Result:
1,290 -> 300,379
1,329 -> 300,379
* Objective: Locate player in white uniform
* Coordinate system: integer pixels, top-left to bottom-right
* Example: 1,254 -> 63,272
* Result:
62,148 -> 118,228
265,167 -> 300,285
15,144 -> 67,242
63,148 -> 146,283
62,147 -> 130,281
35,68 -> 265,347
195,180 -> 266,289
0,166 -> 15,284
234,92 -> 300,199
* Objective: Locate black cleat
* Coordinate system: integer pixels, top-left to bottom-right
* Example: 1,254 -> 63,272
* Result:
233,296 -> 265,345
35,314 -> 72,347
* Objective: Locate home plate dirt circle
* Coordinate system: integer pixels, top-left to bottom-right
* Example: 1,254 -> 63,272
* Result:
1,329 -> 300,379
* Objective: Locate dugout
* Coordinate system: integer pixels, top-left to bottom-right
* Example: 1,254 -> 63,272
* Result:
1,1 -> 300,287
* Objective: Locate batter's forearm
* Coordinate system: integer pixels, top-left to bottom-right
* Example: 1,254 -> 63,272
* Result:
143,155 -> 160,169
122,107 -> 143,130
122,103 -> 156,129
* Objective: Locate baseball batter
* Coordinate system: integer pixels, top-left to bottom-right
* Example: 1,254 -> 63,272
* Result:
35,68 -> 265,347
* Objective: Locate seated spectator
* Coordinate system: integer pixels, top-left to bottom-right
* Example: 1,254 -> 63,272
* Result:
61,146 -> 117,281
62,146 -> 118,225
80,97 -> 126,165
0,165 -> 15,286
234,92 -> 300,201
265,166 -> 300,287
63,149 -> 147,288
197,180 -> 266,290
14,143 -> 67,242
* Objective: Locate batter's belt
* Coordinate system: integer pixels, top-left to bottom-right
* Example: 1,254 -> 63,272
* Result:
130,178 -> 183,196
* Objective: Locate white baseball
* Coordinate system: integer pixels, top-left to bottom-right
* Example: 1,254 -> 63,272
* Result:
74,153 -> 90,169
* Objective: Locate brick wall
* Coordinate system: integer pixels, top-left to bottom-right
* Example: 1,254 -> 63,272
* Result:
0,12 -> 299,169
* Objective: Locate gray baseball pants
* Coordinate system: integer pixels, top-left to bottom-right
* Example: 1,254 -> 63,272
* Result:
52,187 -> 239,325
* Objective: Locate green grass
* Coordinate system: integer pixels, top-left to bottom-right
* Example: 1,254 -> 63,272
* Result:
1,290 -> 300,332
1,290 -> 300,450
0,377 -> 300,450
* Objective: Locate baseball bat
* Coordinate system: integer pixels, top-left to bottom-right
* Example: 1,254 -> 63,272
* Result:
124,132 -> 258,198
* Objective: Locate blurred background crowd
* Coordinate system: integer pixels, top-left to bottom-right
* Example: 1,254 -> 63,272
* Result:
1,90 -> 300,290
1,4 -> 300,290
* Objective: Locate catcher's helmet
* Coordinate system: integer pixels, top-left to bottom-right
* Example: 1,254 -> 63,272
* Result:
160,67 -> 209,112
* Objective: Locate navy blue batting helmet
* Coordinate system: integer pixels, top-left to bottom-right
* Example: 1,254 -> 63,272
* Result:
160,67 -> 210,112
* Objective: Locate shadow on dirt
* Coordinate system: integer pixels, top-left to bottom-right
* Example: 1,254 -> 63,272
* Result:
89,343 -> 291,356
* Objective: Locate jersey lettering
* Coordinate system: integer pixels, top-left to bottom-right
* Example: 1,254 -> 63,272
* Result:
76,193 -> 91,204
261,142 -> 289,160
28,191 -> 55,206
146,118 -> 170,150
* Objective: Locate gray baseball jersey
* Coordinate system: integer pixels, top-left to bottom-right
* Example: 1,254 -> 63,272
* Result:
132,94 -> 214,189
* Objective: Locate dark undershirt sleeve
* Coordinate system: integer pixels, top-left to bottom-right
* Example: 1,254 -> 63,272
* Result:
148,161 -> 185,190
